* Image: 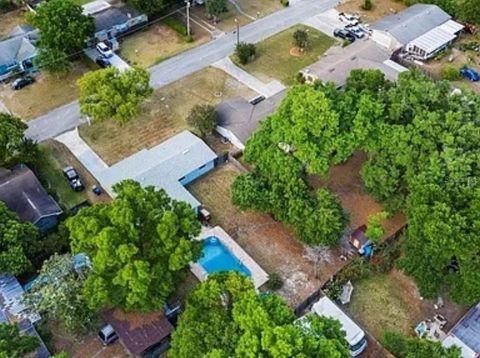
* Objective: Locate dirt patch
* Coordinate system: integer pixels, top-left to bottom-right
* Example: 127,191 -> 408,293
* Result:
0,9 -> 25,38
336,0 -> 406,23
310,151 -> 406,237
188,164 -> 349,307
289,47 -> 306,57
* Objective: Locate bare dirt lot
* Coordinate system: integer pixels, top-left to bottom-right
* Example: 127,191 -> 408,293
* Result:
188,163 -> 349,307
79,67 -> 255,165
336,0 -> 407,23
0,9 -> 25,38
310,151 -> 406,236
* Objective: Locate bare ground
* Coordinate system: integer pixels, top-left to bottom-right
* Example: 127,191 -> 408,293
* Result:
0,9 -> 25,38
336,0 -> 406,23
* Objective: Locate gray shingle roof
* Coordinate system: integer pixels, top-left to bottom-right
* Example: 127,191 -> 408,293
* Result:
97,131 -> 217,209
0,36 -> 36,67
371,4 -> 451,44
0,166 -> 62,225
93,5 -> 142,33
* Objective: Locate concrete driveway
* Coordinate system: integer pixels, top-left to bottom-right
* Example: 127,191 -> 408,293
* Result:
84,48 -> 131,72
303,9 -> 344,37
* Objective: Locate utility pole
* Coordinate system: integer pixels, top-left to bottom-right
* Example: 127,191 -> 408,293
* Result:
234,18 -> 239,46
186,1 -> 191,37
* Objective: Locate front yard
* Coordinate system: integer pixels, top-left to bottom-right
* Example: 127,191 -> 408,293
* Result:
79,67 -> 255,165
234,25 -> 335,84
336,0 -> 407,23
187,163 -> 349,307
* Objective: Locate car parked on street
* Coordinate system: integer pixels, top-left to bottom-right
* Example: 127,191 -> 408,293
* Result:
95,57 -> 111,68
11,76 -> 34,90
460,67 -> 480,81
333,28 -> 356,42
96,42 -> 114,58
63,166 -> 84,191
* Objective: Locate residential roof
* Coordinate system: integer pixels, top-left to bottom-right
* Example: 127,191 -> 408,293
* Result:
408,26 -> 456,54
103,308 -> 174,356
450,303 -> 480,355
216,91 -> 287,145
0,36 -> 36,66
0,165 -> 62,225
97,131 -> 217,209
371,4 -> 451,44
92,5 -> 142,33
8,24 -> 35,38
301,40 -> 408,87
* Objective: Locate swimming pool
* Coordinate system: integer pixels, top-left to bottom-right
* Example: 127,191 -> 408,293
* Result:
198,236 -> 252,276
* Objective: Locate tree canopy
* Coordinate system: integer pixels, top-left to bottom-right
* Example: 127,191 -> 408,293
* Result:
0,202 -> 38,275
383,331 -> 461,358
0,323 -> 39,358
205,0 -> 228,19
186,104 -> 218,137
128,0 -> 171,16
24,253 -> 94,334
78,67 -> 153,123
27,0 -> 94,72
170,272 -> 350,358
67,180 -> 201,311
0,113 -> 37,167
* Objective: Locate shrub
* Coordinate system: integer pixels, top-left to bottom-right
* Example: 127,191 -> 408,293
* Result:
235,42 -> 257,65
296,71 -> 306,84
293,29 -> 310,50
361,0 -> 373,10
440,65 -> 460,81
266,272 -> 284,290
164,16 -> 188,37
186,104 -> 218,137
280,0 -> 289,6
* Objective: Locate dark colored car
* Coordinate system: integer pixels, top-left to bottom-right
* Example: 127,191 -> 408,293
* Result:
95,57 -> 111,68
63,166 -> 84,191
11,76 -> 34,90
460,67 -> 480,82
333,28 -> 356,42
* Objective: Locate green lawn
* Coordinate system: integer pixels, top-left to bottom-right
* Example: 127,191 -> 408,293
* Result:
234,25 -> 335,85
33,142 -> 87,211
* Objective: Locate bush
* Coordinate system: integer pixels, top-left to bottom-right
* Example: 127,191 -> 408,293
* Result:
235,42 -> 257,65
441,65 -> 460,81
296,71 -> 306,84
164,16 -> 188,37
186,104 -> 217,137
293,29 -> 310,50
266,272 -> 284,290
361,0 -> 373,10
280,0 -> 289,6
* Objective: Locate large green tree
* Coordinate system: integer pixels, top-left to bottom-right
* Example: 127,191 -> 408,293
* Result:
0,202 -> 38,275
0,113 -> 36,167
27,0 -> 94,72
128,0 -> 171,16
67,180 -> 201,311
78,67 -> 153,123
0,323 -> 39,358
205,0 -> 228,19
186,104 -> 218,138
23,254 -> 94,334
170,272 -> 350,358
383,331 -> 461,358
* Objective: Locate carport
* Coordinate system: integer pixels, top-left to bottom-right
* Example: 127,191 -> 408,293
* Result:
406,27 -> 457,60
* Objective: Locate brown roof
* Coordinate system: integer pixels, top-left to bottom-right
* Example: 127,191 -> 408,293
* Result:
103,308 -> 174,356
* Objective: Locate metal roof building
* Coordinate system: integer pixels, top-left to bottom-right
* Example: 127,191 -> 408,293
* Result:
442,303 -> 480,358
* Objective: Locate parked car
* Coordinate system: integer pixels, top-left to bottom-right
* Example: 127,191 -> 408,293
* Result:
95,56 -> 111,68
346,26 -> 365,39
333,28 -> 356,42
63,166 -> 84,191
339,12 -> 359,26
11,76 -> 34,90
460,67 -> 480,81
98,325 -> 118,346
96,42 -> 114,58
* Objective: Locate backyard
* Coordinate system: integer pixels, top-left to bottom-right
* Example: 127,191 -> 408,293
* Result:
0,58 -> 98,119
0,8 -> 24,38
188,163 -> 349,307
79,67 -> 255,165
336,0 -> 407,23
234,24 -> 335,84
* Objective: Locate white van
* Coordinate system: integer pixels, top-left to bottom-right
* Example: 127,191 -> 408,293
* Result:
311,297 -> 367,356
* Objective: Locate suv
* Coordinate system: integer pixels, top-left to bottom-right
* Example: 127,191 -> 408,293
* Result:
98,325 -> 118,346
333,28 -> 356,42
339,12 -> 359,26
11,76 -> 34,90
460,67 -> 480,82
96,42 -> 114,58
63,166 -> 84,191
346,26 -> 365,39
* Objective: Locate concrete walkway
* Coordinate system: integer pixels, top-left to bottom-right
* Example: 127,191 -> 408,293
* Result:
213,57 -> 285,98
55,128 -> 108,176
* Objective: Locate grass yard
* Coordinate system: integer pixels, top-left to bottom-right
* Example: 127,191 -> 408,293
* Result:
0,9 -> 25,38
345,269 -> 469,343
120,22 -> 210,68
0,58 -> 98,120
235,25 -> 334,84
33,140 -> 109,211
336,0 -> 407,23
188,163 -> 348,306
79,67 -> 255,165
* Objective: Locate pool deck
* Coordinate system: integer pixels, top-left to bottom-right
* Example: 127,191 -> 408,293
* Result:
191,226 -> 269,289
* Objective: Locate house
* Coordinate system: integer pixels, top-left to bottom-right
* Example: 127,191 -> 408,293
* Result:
82,0 -> 148,42
300,40 -> 408,88
442,303 -> 480,358
103,308 -> 174,357
216,91 -> 287,150
0,165 -> 62,232
97,131 -> 217,211
371,4 -> 464,60
0,275 -> 51,358
0,31 -> 37,81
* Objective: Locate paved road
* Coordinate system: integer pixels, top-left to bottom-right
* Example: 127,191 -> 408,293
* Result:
26,0 -> 340,142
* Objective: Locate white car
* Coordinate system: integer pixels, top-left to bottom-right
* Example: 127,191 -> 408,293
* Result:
339,12 -> 360,26
96,42 -> 114,58
347,26 -> 365,39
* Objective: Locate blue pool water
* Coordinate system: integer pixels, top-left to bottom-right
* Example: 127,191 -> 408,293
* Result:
198,237 -> 251,276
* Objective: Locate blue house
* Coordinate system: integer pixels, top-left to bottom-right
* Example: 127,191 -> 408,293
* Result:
0,27 -> 37,81
0,165 -> 62,232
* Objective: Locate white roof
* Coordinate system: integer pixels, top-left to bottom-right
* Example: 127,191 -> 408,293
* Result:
97,131 -> 217,209
443,335 -> 477,358
312,297 -> 365,345
438,19 -> 464,35
82,0 -> 111,15
408,26 -> 456,54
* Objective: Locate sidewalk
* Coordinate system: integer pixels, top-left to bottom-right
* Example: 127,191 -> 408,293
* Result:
213,57 -> 285,98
